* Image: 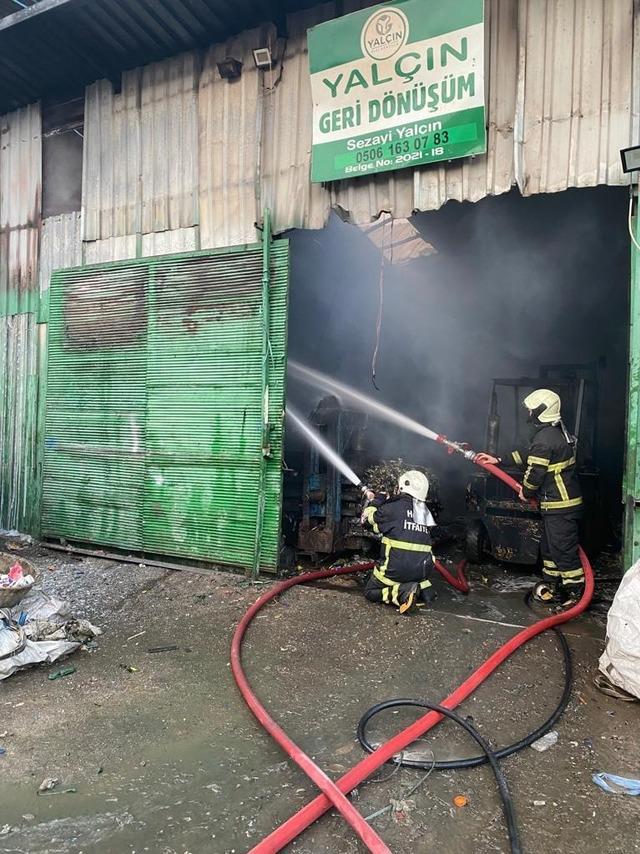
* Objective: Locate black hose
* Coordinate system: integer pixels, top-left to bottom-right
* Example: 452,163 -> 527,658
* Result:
366,700 -> 522,854
358,627 -> 570,771
357,628 -> 571,854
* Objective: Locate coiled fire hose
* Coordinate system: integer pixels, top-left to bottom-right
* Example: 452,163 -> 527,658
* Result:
231,459 -> 594,853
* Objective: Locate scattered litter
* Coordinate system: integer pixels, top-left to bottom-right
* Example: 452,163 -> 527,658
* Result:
533,800 -> 546,807
0,825 -> 10,836
592,773 -> 640,796
121,664 -> 138,673
594,672 -> 639,703
147,644 -> 178,654
453,795 -> 468,808
0,747 -> 6,756
48,665 -> 76,681
0,555 -> 37,609
530,731 -> 558,752
0,587 -> 102,681
126,630 -> 146,642
44,787 -> 77,796
390,798 -> 413,824
38,777 -> 58,793
0,562 -> 34,589
21,815 -> 34,821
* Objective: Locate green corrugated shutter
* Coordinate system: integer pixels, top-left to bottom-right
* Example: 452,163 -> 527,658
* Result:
41,241 -> 289,572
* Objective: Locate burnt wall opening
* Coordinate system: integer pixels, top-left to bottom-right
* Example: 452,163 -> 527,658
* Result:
285,186 -> 629,552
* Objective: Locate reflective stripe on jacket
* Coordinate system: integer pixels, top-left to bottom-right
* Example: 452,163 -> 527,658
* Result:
362,493 -> 434,583
510,423 -> 582,513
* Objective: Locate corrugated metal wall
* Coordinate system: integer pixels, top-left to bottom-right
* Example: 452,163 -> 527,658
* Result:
82,53 -> 200,262
0,0 -> 638,538
200,24 -> 276,247
0,103 -> 41,316
516,0 -> 634,195
39,212 -> 82,302
78,0 -> 636,239
0,313 -> 38,532
42,244 -> 289,571
0,103 -> 41,533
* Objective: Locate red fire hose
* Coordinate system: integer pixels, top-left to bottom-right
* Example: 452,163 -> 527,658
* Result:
232,460 -> 593,853
434,557 -> 469,592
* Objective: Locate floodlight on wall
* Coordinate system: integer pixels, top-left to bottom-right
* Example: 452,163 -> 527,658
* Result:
217,58 -> 243,80
253,47 -> 274,70
621,145 -> 640,174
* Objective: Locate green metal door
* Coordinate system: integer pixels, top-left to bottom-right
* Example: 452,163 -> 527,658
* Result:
41,238 -> 289,573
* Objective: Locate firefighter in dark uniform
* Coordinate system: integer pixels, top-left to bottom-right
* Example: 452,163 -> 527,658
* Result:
477,389 -> 584,606
361,470 -> 436,614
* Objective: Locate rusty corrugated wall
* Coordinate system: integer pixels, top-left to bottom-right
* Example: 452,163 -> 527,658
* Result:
82,53 -> 200,262
78,0 -> 637,242
0,103 -> 41,533
39,212 -> 82,301
0,103 -> 41,316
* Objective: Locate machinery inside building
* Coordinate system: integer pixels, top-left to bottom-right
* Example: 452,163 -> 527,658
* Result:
284,186 -> 629,570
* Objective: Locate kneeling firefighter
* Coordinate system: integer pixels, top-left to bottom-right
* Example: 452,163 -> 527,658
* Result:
477,389 -> 584,606
361,470 -> 436,614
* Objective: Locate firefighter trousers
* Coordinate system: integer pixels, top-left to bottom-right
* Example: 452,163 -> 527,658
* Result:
363,567 -> 433,609
540,511 -> 584,591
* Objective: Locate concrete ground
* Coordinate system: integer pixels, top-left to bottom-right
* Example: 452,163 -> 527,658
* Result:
0,539 -> 638,854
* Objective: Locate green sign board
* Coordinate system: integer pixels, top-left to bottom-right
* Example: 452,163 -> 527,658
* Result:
308,0 -> 486,183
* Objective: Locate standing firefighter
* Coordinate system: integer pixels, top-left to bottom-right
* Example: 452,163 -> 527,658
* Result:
361,470 -> 436,614
477,389 -> 584,605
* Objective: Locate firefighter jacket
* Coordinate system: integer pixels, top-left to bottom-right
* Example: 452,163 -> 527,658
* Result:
362,493 -> 434,583
510,423 -> 583,514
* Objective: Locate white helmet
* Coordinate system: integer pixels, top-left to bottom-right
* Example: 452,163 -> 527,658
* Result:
523,389 -> 561,424
398,470 -> 429,502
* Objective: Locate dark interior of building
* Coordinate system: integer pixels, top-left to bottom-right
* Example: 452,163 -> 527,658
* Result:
284,186 -> 630,559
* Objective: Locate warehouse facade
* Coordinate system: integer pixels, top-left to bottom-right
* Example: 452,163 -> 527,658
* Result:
0,0 -> 638,571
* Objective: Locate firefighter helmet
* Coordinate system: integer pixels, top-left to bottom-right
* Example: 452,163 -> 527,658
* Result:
523,389 -> 561,424
398,470 -> 429,502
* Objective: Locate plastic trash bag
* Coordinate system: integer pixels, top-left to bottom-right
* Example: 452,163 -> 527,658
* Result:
0,635 -> 80,680
0,591 -> 99,681
599,558 -> 640,700
592,772 -> 640,795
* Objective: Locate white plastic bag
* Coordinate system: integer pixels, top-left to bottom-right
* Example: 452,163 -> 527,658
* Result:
0,637 -> 80,680
0,591 -> 86,680
599,558 -> 640,699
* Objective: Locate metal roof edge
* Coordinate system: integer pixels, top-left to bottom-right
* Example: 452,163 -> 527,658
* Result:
0,0 -> 81,33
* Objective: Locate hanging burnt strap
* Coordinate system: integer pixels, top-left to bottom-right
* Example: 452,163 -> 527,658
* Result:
371,214 -> 393,390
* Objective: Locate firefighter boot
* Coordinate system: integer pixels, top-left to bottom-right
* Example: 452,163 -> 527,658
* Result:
531,580 -> 561,605
559,583 -> 584,608
398,582 -> 420,614
418,581 -> 436,605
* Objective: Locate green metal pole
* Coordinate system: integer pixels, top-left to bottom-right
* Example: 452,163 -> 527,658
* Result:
624,185 -> 640,571
253,209 -> 272,578
31,321 -> 48,538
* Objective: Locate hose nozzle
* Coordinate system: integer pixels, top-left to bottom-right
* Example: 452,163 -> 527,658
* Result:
437,435 -> 478,461
360,483 -> 374,500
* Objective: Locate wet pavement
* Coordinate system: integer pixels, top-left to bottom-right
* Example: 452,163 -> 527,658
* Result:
0,540 -> 638,854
